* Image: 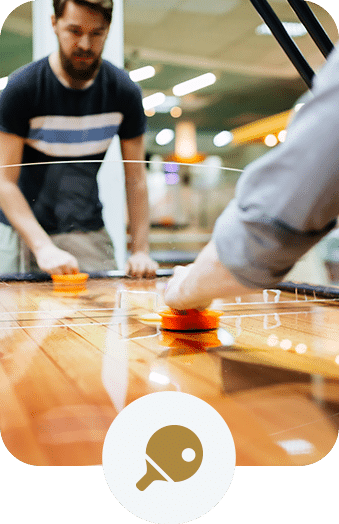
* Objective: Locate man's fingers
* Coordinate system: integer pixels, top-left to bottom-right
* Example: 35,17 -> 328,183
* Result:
125,253 -> 158,278
35,245 -> 79,275
143,260 -> 159,278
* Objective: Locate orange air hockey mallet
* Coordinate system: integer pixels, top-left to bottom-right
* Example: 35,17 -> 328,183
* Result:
159,308 -> 222,332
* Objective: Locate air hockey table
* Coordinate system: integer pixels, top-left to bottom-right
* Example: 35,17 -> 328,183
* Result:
0,270 -> 338,466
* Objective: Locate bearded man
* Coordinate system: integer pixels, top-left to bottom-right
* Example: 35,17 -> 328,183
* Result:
0,0 -> 158,277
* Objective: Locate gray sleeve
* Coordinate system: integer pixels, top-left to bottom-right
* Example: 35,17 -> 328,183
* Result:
213,46 -> 339,288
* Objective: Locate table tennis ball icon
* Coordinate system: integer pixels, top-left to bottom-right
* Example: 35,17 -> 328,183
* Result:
136,425 -> 203,491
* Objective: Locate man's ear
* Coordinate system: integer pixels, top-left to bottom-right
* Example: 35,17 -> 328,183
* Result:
51,14 -> 57,34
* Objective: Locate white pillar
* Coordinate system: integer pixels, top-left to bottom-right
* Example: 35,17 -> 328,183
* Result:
32,0 -> 127,269
99,0 -> 127,270
32,0 -> 56,59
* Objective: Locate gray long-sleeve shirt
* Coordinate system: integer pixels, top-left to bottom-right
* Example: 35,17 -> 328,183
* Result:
213,45 -> 339,288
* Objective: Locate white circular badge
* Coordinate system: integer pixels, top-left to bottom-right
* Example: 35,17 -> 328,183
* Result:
102,391 -> 236,524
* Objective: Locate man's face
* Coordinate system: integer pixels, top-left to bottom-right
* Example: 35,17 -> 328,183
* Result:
52,1 -> 110,81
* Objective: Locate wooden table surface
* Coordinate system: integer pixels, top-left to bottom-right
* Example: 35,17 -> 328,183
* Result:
0,277 -> 338,466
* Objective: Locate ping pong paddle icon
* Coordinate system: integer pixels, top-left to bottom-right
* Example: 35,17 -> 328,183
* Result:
136,425 -> 203,491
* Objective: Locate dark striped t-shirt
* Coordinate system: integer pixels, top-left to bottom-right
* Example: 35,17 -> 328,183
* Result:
0,57 -> 146,232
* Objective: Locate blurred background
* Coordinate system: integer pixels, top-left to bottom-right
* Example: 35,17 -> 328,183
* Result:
0,0 -> 338,276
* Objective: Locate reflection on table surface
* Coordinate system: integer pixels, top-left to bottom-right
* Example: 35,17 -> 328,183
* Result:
0,277 -> 338,466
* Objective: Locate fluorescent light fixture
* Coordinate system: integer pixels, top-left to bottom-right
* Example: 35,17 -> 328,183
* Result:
264,134 -> 278,147
213,130 -> 233,147
173,73 -> 216,97
142,92 -> 166,110
155,128 -> 175,146
256,22 -> 307,37
0,77 -> 8,90
129,65 -> 156,82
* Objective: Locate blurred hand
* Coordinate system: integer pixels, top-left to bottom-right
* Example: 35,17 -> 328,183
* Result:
34,243 -> 79,274
125,251 -> 159,278
165,241 -> 253,311
164,264 -> 212,311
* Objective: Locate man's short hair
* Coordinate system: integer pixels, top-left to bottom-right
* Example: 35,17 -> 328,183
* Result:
53,0 -> 113,25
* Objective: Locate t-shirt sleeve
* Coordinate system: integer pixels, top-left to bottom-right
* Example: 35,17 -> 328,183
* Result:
213,45 -> 339,288
117,78 -> 147,140
0,70 -> 31,138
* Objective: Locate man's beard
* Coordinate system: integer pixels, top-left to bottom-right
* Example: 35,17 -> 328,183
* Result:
59,46 -> 101,81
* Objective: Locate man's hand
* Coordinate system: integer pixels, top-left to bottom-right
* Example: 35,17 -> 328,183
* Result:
125,251 -> 159,278
164,240 -> 253,310
165,264 -> 212,311
34,243 -> 79,275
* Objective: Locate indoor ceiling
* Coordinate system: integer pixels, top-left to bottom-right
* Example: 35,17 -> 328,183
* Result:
123,0 -> 338,133
1,1 -> 338,155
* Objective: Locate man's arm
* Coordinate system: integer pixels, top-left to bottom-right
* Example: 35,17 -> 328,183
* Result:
120,134 -> 158,277
165,47 -> 339,310
0,131 -> 79,274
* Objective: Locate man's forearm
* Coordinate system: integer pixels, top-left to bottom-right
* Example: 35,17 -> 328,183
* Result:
125,170 -> 150,254
0,132 -> 55,257
0,180 -> 53,253
120,134 -> 151,254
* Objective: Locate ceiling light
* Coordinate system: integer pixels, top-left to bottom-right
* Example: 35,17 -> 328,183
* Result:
129,65 -> 156,82
278,130 -> 287,142
170,106 -> 182,118
173,73 -> 216,97
213,131 -> 233,147
175,121 -> 197,159
256,22 -> 307,37
0,77 -> 8,90
144,108 -> 156,117
155,128 -> 175,146
264,134 -> 278,147
142,92 -> 166,110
